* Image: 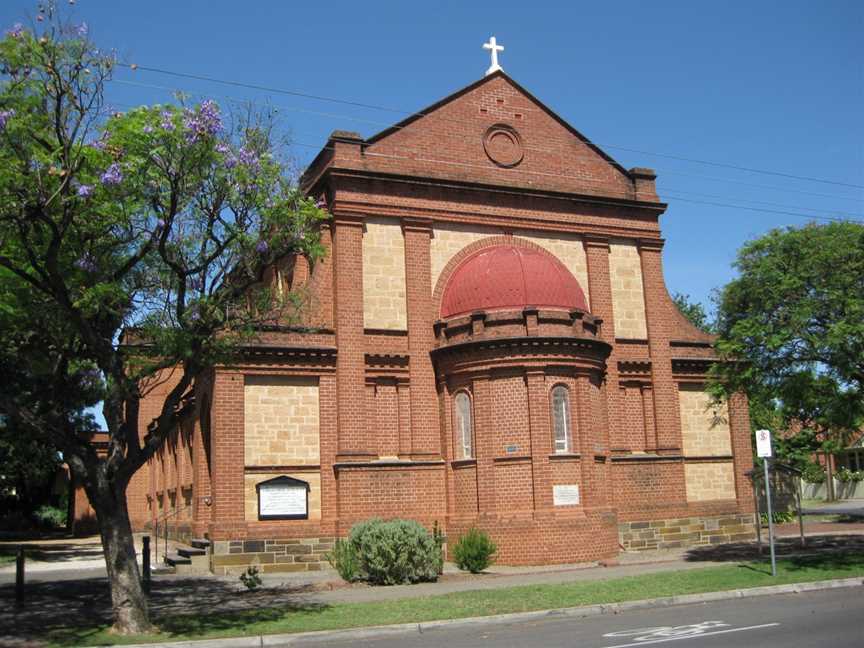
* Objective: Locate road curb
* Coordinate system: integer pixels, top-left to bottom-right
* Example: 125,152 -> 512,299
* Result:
112,576 -> 864,648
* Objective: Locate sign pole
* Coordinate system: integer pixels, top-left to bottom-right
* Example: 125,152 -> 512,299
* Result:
763,457 -> 777,576
756,429 -> 777,577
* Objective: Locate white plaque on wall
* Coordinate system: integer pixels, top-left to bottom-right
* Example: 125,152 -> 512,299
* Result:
257,476 -> 309,520
553,485 -> 580,506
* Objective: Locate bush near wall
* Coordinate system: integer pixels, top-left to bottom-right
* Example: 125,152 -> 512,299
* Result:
453,527 -> 497,573
327,518 -> 440,586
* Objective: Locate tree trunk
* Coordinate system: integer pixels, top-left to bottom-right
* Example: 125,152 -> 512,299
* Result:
91,480 -> 154,634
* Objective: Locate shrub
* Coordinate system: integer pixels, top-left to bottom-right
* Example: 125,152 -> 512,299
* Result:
801,462 -> 826,484
326,538 -> 360,582
760,510 -> 796,525
453,527 -> 496,573
239,565 -> 262,590
33,505 -> 66,529
347,518 -> 440,585
836,467 -> 864,483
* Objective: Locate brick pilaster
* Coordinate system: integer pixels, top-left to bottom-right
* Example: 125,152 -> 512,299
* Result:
575,375 -> 600,507
318,373 -> 339,534
526,371 -> 553,511
584,236 -> 618,454
403,219 -> 441,458
191,385 -> 212,536
209,371 -> 245,539
638,239 -> 682,454
728,391 -> 755,511
472,375 -> 496,514
333,217 -> 374,458
641,384 -> 658,452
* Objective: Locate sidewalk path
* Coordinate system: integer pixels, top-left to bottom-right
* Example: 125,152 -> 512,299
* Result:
802,498 -> 864,517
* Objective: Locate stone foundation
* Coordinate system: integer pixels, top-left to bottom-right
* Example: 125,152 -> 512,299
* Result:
211,537 -> 334,575
619,514 -> 755,552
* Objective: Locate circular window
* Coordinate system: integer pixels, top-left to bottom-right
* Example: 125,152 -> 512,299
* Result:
483,124 -> 524,168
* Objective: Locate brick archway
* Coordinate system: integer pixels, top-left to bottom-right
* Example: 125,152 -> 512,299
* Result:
432,234 -> 577,319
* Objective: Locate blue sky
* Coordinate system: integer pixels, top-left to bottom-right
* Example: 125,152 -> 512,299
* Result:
3,0 -> 862,311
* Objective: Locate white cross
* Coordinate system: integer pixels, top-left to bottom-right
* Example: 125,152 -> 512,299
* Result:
483,36 -> 504,76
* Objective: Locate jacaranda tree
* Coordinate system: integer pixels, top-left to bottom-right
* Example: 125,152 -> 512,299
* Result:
0,5 -> 326,633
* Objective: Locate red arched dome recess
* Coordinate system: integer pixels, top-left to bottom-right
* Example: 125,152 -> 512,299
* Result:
440,245 -> 589,319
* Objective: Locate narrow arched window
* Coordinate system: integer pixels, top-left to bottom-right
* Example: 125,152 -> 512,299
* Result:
454,392 -> 473,459
551,385 -> 571,453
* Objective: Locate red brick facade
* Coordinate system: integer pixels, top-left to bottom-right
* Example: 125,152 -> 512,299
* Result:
134,72 -> 755,568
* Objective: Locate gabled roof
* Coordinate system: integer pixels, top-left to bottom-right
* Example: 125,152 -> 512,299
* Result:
365,70 -> 632,180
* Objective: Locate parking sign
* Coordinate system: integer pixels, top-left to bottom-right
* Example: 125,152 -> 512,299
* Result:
755,429 -> 772,458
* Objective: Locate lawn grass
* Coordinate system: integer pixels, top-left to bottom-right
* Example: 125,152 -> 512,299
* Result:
48,552 -> 864,647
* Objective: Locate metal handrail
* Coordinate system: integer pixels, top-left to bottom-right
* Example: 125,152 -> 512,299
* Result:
153,501 -> 195,562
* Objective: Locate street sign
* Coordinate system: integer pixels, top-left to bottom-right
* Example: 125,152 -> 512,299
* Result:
756,429 -> 772,458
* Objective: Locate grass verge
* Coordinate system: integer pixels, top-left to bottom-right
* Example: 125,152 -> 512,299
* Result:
48,552 -> 864,647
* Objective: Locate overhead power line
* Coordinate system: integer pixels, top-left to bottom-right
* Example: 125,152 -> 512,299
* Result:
110,77 -> 864,207
117,62 -> 864,191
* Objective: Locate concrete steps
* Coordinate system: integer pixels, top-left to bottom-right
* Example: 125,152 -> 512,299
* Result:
165,539 -> 211,575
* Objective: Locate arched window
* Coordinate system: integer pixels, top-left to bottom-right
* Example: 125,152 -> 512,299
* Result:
454,391 -> 473,459
551,385 -> 571,453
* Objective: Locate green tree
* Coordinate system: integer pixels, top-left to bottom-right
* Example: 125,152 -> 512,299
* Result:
0,6 -> 325,633
710,221 -> 864,469
672,291 -> 714,332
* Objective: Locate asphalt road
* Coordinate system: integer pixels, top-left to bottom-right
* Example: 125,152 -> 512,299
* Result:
310,587 -> 864,648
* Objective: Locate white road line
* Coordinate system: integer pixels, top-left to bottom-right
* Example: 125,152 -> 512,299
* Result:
601,623 -> 780,648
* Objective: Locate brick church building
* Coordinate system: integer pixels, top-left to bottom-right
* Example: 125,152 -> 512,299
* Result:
129,69 -> 756,572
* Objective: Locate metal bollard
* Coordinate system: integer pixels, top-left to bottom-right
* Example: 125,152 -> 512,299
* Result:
142,535 -> 151,593
15,545 -> 25,603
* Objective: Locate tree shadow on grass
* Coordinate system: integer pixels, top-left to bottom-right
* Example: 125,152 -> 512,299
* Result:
683,534 -> 864,563
46,601 -> 329,647
2,574 -> 331,646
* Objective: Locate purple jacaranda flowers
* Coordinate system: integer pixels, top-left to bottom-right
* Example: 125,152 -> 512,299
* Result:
74,254 -> 98,273
215,143 -> 231,155
142,125 -> 154,134
89,131 -> 110,150
76,184 -> 93,198
155,218 -> 166,229
160,110 -> 175,131
315,198 -> 327,210
76,22 -> 88,37
6,23 -> 24,38
255,240 -> 269,254
238,147 -> 260,170
100,163 -> 122,186
183,100 -> 222,142
0,109 -> 14,131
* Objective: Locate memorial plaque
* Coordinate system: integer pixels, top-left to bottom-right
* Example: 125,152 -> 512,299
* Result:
553,484 -> 580,506
256,476 -> 309,520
